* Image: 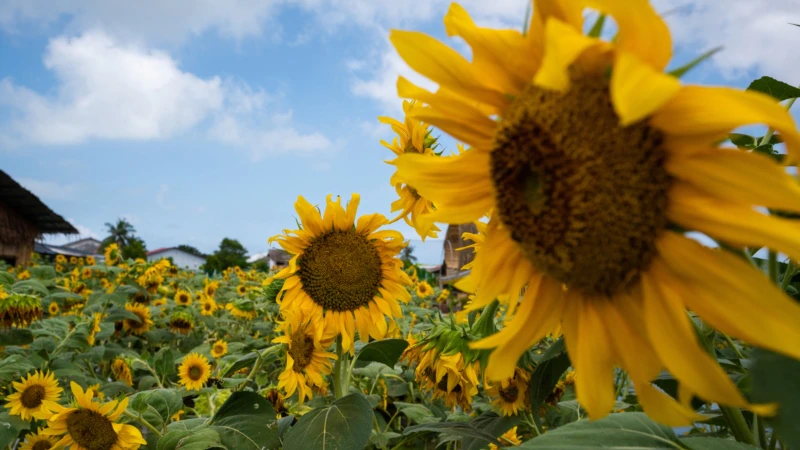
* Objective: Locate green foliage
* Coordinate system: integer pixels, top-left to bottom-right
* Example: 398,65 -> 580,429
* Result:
204,238 -> 249,274
751,349 -> 800,449
747,76 -> 800,101
283,393 -> 373,450
208,392 -> 280,450
354,338 -> 409,368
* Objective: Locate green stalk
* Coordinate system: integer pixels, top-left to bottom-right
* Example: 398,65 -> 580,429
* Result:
768,251 -> 779,283
333,335 -> 350,398
780,261 -> 797,290
123,410 -> 164,438
720,406 -> 756,446
756,414 -> 768,450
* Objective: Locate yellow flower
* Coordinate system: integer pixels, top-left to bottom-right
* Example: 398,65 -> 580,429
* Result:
489,426 -> 521,450
236,284 -> 247,296
203,280 -> 219,298
199,297 -> 218,316
5,370 -> 63,421
81,267 -> 92,279
88,384 -> 105,400
273,312 -> 336,404
390,0 -> 800,424
378,100 -> 441,240
486,367 -> 530,416
153,297 -> 167,307
169,311 -> 194,335
436,288 -> 450,303
104,244 -> 121,266
415,281 -> 433,298
41,382 -> 146,450
270,194 -> 412,352
178,353 -> 211,391
17,270 -> 31,280
87,312 -> 103,346
225,303 -> 257,320
86,256 -> 96,266
174,290 -> 192,306
111,359 -> 133,387
123,303 -> 153,335
18,429 -> 57,450
48,302 -> 59,316
405,344 -> 479,411
210,340 -> 228,358
55,254 -> 67,264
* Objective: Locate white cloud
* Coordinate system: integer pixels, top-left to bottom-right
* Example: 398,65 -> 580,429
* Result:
0,31 -> 223,145
44,218 -> 99,245
16,177 -> 78,201
651,0 -> 800,83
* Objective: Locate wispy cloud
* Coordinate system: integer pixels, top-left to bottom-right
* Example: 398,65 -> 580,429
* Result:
16,177 -> 78,201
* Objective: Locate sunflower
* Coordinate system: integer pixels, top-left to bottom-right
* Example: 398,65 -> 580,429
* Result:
415,281 -> 433,298
203,280 -> 219,298
104,244 -> 121,266
111,359 -> 133,387
0,293 -> 43,328
199,297 -> 218,316
41,382 -> 146,450
273,312 -> 336,404
489,427 -> 521,450
87,312 -> 103,346
19,430 -> 57,450
378,100 -> 441,240
413,348 -> 479,411
210,340 -> 228,358
5,370 -> 63,420
436,288 -> 450,303
153,297 -> 167,307
48,302 -> 59,316
122,303 -> 153,335
390,0 -> 800,424
18,270 -> 31,280
81,267 -> 92,279
86,256 -> 96,266
178,353 -> 211,391
168,311 -> 194,335
55,254 -> 67,264
486,367 -> 530,416
269,194 -> 411,351
173,290 -> 191,306
236,285 -> 247,296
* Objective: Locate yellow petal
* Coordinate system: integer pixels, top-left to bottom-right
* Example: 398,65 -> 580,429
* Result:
651,86 -> 800,163
294,196 -> 324,236
656,232 -> 800,361
635,380 -> 706,426
666,148 -> 800,212
389,30 -> 509,109
667,182 -> 800,262
611,52 -> 681,125
413,107 -> 495,150
600,294 -> 662,383
583,0 -> 672,70
534,18 -> 604,92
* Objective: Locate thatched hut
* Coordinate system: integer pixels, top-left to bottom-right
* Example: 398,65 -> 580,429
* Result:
0,170 -> 77,266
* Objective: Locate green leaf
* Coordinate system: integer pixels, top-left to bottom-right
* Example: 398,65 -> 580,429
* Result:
283,393 -> 372,450
222,351 -> 259,377
0,328 -> 34,346
209,391 -> 280,450
154,348 -> 176,377
587,14 -> 606,38
0,272 -> 14,286
132,389 -> 184,429
728,133 -> 756,148
0,355 -> 35,384
517,412 -> 679,448
529,341 -> 571,424
403,421 -> 499,444
747,76 -> 800,101
11,279 -> 49,296
462,412 -> 520,450
681,437 -> 759,450
394,402 -> 441,425
751,349 -> 800,449
105,308 -> 142,323
44,291 -> 86,302
668,47 -> 722,78
0,411 -> 30,449
354,338 -> 409,368
157,426 -> 221,450
30,266 -> 56,280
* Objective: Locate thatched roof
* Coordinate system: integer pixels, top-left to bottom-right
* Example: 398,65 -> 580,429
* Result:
0,170 -> 78,234
268,248 -> 292,263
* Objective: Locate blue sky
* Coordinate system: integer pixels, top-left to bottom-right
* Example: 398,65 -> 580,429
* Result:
1,0 -> 798,264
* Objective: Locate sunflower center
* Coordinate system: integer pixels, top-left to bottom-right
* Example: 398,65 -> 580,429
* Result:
298,230 -> 383,311
21,385 -> 46,408
499,385 -> 519,403
213,345 -> 224,354
188,365 -> 203,380
32,440 -> 52,450
490,73 -> 671,297
290,332 -> 316,372
66,409 -> 117,450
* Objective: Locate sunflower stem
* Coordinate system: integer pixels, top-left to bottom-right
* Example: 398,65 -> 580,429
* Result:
333,335 -> 350,398
780,260 -> 797,290
123,410 -> 164,439
756,414 -> 768,450
720,406 -> 756,445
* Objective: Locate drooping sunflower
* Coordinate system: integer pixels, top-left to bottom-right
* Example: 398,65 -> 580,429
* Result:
178,353 -> 211,391
199,297 -> 218,316
203,280 -> 219,298
104,244 -> 121,266
111,359 -> 133,387
174,290 -> 192,306
0,293 -> 43,328
486,367 -> 531,416
273,311 -> 336,404
270,194 -> 411,351
169,311 -> 194,335
210,340 -> 228,358
378,100 -> 441,240
413,348 -> 480,411
391,0 -> 800,423
5,370 -> 63,420
122,303 -> 153,335
225,302 -> 257,320
18,429 -> 57,450
42,382 -> 146,450
415,281 -> 433,298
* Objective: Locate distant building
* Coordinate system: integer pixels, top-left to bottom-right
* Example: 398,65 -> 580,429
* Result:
147,247 -> 206,270
441,223 -> 478,282
0,170 -> 78,266
248,248 -> 291,270
34,242 -> 96,259
63,237 -> 102,255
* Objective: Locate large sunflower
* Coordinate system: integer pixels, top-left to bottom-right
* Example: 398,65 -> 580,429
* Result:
273,311 -> 336,404
378,100 -> 441,240
122,303 -> 153,335
270,194 -> 411,351
391,0 -> 800,424
5,370 -> 62,421
18,430 -> 57,450
42,382 -> 146,450
178,353 -> 211,391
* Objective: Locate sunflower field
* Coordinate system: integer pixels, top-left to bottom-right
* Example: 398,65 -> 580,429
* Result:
4,1 -> 800,449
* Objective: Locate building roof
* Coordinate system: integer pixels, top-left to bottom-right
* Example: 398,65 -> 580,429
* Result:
0,170 -> 78,234
34,242 -> 95,257
268,248 -> 292,263
247,252 -> 269,264
64,237 -> 101,247
146,247 -> 206,259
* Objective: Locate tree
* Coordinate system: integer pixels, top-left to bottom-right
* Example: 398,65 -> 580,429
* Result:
121,237 -> 147,260
104,218 -> 136,248
204,238 -> 249,274
176,244 -> 205,258
400,244 -> 418,266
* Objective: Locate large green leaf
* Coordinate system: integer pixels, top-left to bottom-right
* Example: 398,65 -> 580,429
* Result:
0,328 -> 34,346
154,347 -> 176,377
462,412 -> 520,450
403,421 -> 499,444
393,402 -> 441,425
529,339 -> 571,425
283,393 -> 373,450
0,411 -> 29,449
209,391 -> 279,450
517,412 -> 679,448
750,349 -> 800,449
747,76 -> 800,101
11,279 -> 49,296
681,437 -> 758,450
157,426 -> 221,450
131,389 -> 184,432
30,266 -> 56,280
222,351 -> 259,377
354,338 -> 409,368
